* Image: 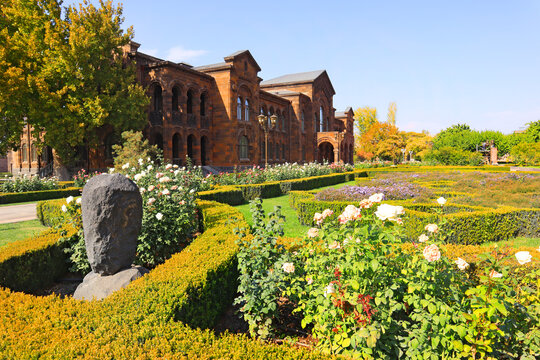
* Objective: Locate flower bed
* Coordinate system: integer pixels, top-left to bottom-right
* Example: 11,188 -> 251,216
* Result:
234,197 -> 540,358
290,191 -> 540,244
0,200 -> 335,359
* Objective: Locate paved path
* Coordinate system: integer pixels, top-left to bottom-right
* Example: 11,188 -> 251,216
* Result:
0,203 -> 37,224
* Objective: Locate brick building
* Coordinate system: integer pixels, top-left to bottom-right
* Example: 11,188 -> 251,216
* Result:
8,42 -> 354,177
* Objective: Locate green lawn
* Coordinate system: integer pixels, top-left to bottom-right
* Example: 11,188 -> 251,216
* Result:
234,180 -> 356,238
483,237 -> 540,249
0,220 -> 48,247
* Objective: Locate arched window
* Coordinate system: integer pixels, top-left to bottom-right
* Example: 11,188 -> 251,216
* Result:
172,86 -> 179,112
187,90 -> 193,114
30,144 -> 37,162
172,133 -> 181,159
268,108 -> 274,128
301,111 -> 305,132
153,85 -> 163,112
237,97 -> 242,120
314,113 -> 319,133
21,143 -> 28,162
320,107 -> 324,132
245,99 -> 250,122
239,135 -> 249,160
200,93 -> 206,116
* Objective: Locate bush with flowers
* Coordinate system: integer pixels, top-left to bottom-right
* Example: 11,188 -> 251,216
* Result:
207,162 -> 354,186
59,158 -> 205,271
72,169 -> 102,187
235,195 -> 540,358
0,175 -> 58,193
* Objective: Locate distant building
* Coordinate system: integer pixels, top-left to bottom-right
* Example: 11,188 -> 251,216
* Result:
8,42 -> 354,177
0,156 -> 7,173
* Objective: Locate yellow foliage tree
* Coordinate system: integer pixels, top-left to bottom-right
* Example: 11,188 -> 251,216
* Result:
402,131 -> 433,160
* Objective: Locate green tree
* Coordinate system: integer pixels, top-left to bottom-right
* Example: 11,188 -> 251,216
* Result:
386,102 -> 396,125
524,120 -> 540,142
0,0 -> 149,163
112,131 -> 162,172
353,106 -> 378,136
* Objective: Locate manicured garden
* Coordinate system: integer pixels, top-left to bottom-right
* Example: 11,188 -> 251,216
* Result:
0,164 -> 538,358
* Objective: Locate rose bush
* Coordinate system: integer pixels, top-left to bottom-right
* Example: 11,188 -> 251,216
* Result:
59,159 -> 203,272
236,197 -> 540,358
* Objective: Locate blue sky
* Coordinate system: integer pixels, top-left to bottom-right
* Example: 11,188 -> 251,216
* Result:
78,0 -> 540,135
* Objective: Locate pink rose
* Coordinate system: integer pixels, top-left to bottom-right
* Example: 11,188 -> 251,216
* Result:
423,244 -> 441,262
307,228 -> 319,238
489,270 -> 503,278
313,212 -> 324,225
322,209 -> 334,219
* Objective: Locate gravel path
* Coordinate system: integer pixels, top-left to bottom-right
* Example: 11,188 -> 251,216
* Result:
0,203 -> 37,224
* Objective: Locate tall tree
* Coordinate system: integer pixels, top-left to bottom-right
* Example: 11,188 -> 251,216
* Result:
0,0 -> 149,163
353,106 -> 378,136
386,102 -> 396,125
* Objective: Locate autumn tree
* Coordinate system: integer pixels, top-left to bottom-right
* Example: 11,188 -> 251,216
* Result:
0,0 -> 149,163
386,102 -> 396,125
353,106 -> 378,136
403,131 -> 432,160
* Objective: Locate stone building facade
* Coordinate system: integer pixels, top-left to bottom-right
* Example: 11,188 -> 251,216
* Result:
8,42 -> 354,176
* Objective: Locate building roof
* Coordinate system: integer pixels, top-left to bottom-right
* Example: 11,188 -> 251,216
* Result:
266,90 -> 302,96
193,62 -> 229,71
335,107 -> 353,118
260,70 -> 326,86
224,50 -> 261,72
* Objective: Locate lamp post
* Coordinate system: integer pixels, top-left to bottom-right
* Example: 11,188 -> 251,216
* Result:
409,150 -> 414,162
401,148 -> 406,163
258,114 -> 277,168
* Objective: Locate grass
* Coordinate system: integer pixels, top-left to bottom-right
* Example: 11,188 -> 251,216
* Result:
483,237 -> 540,249
234,180 -> 356,238
0,220 -> 48,247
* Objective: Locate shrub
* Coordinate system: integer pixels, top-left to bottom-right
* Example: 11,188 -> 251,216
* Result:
0,187 -> 81,204
36,198 -> 68,227
0,176 -> 58,193
423,146 -> 484,166
510,142 -> 540,166
237,198 -> 540,358
112,130 -> 162,171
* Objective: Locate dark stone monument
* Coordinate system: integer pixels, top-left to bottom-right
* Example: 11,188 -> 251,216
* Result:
74,174 -> 148,301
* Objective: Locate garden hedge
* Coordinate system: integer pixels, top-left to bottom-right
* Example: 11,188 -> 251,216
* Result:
198,170 -> 365,205
0,201 -> 334,359
36,198 -> 68,227
290,191 -> 540,244
0,187 -> 81,204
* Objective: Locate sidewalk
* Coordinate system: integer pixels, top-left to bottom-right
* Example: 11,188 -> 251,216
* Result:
0,203 -> 37,224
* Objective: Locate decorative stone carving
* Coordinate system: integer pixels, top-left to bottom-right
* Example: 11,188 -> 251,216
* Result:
81,174 -> 142,275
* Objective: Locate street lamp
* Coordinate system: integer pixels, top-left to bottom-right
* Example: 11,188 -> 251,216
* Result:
401,148 -> 406,163
409,150 -> 414,162
258,113 -> 277,168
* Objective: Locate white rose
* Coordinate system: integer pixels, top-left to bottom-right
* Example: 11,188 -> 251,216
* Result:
122,163 -> 130,169
155,213 -> 163,220
147,197 -> 156,205
174,170 -> 180,176
418,234 -> 429,243
324,283 -> 335,297
138,158 -> 144,165
159,176 -> 171,183
76,198 -> 82,204
190,189 -> 195,194
515,251 -> 532,265
282,262 -> 295,273
162,189 -> 170,195
425,224 -> 439,233
165,164 -> 173,170
455,257 -> 469,270
437,197 -> 447,206
489,270 -> 503,278
375,204 -> 404,221
147,165 -> 153,170
108,168 -> 115,174
61,205 -> 67,213
368,193 -> 384,203
134,173 -> 143,181
66,196 -> 74,204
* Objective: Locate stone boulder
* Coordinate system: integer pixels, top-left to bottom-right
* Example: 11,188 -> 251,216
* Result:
81,174 -> 142,275
73,266 -> 149,301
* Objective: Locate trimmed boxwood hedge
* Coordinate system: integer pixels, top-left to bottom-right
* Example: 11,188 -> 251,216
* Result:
0,201 -> 334,359
198,170 -> 365,205
36,198 -> 68,227
290,191 -> 540,244
0,187 -> 81,204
